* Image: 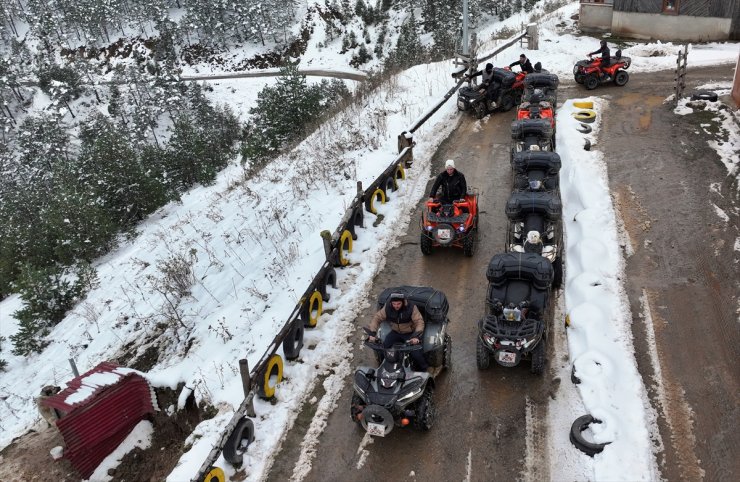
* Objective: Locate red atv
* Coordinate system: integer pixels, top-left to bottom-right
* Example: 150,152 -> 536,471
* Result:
420,192 -> 479,257
516,90 -> 555,129
574,50 -> 631,90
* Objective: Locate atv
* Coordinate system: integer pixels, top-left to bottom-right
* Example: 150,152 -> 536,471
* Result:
505,191 -> 563,288
510,118 -> 554,161
476,252 -> 554,375
351,340 -> 436,436
516,90 -> 556,129
420,191 -> 479,256
510,151 -> 561,193
350,286 -> 452,436
521,72 -> 559,107
457,67 -> 519,119
574,50 -> 631,90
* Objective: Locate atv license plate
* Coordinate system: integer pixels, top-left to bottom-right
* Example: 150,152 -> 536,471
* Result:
367,422 -> 386,437
498,351 -> 516,364
438,229 -> 451,240
457,100 -> 466,110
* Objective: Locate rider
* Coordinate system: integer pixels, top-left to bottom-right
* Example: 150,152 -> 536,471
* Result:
468,63 -> 500,105
509,54 -> 534,73
366,292 -> 430,372
428,159 -> 467,205
588,40 -> 611,78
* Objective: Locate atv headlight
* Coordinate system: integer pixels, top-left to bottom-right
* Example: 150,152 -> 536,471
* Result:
483,333 -> 496,346
398,386 -> 423,403
458,225 -> 465,232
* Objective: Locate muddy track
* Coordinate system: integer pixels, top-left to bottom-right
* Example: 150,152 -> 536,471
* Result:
267,106 -> 556,482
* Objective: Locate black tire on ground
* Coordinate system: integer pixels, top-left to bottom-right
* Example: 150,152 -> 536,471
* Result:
584,74 -> 599,90
614,70 -> 629,87
476,337 -> 491,369
282,320 -> 304,360
530,339 -> 545,375
691,90 -> 718,102
570,415 -> 610,456
475,102 -> 486,119
384,176 -> 396,196
577,123 -> 592,134
222,417 -> 255,467
443,334 -> 452,370
427,346 -> 443,367
420,232 -> 433,255
463,231 -> 475,257
552,257 -> 563,289
501,94 -> 515,112
413,386 -> 435,431
350,393 -> 365,425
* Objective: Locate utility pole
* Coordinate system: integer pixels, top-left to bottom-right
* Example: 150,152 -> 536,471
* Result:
453,0 -> 476,80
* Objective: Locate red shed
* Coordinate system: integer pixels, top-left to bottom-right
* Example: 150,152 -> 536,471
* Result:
41,361 -> 158,478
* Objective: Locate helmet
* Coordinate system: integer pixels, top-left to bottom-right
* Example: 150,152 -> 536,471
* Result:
485,63 -> 493,72
389,292 -> 406,303
534,61 -> 542,72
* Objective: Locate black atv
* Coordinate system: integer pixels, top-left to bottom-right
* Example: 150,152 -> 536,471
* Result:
476,252 -> 554,375
505,191 -> 563,288
510,151 -> 561,192
351,340 -> 435,436
510,118 -> 555,161
457,67 -> 518,119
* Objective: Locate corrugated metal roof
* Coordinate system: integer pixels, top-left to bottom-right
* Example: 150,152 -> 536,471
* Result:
40,362 -> 155,479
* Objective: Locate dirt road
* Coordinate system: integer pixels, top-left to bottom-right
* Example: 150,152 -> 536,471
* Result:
268,65 -> 738,482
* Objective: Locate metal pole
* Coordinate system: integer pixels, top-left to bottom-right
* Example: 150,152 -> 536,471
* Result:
69,358 -> 79,377
462,0 -> 469,56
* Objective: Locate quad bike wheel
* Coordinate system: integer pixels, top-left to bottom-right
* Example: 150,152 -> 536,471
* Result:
614,70 -> 629,87
501,95 -> 515,112
476,337 -> 491,369
530,339 -> 545,375
475,102 -> 486,119
552,258 -> 563,289
443,334 -> 452,370
413,386 -> 435,431
420,232 -> 432,255
350,393 -> 365,425
584,74 -> 599,90
574,73 -> 585,84
463,231 -> 476,257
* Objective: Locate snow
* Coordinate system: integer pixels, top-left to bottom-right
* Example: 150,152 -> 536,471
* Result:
1,1 -> 739,481
85,420 -> 154,482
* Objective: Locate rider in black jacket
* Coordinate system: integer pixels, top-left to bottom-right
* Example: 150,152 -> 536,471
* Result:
509,54 -> 534,73
428,159 -> 467,204
588,40 -> 611,77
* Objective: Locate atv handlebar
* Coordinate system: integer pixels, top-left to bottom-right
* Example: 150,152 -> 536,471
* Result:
363,340 -> 423,352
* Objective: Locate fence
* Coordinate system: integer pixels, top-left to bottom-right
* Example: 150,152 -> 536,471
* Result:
190,27 -> 534,482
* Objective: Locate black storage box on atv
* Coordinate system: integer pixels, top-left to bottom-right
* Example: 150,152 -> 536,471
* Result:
376,286 -> 451,367
505,191 -> 562,222
523,73 -> 559,91
492,67 -> 517,88
485,252 -> 553,316
511,118 -> 553,141
511,151 -> 561,175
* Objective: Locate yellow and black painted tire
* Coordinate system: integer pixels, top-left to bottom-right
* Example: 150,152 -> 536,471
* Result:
366,187 -> 386,214
204,466 -> 225,482
573,100 -> 594,109
257,354 -> 284,399
572,110 -> 596,124
394,163 -> 406,182
303,290 -> 323,328
338,229 -> 353,266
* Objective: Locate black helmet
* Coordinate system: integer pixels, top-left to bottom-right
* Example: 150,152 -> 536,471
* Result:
485,63 -> 493,72
534,61 -> 542,72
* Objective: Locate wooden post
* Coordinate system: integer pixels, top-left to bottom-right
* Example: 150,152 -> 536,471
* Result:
526,23 -> 539,50
674,44 -> 688,106
69,358 -> 79,377
239,359 -> 256,417
320,230 -> 333,262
